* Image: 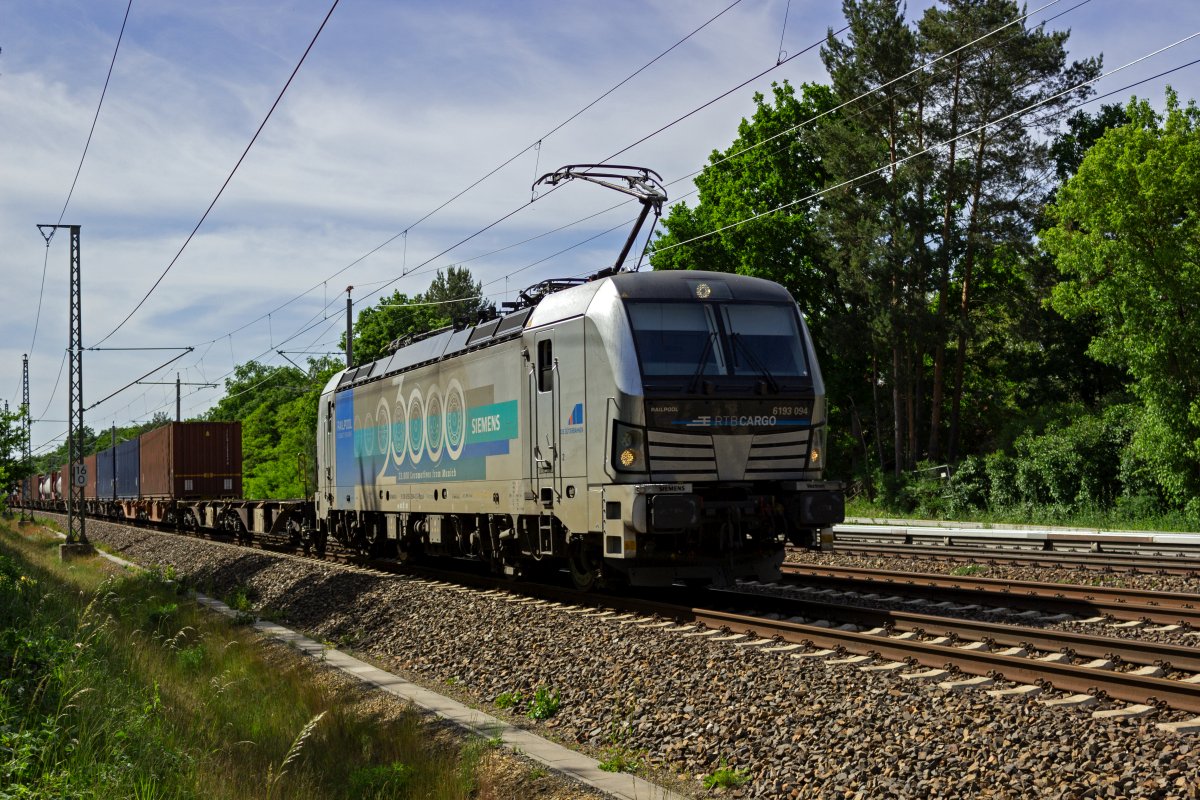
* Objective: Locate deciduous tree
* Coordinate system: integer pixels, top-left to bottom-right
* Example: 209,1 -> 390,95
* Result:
1045,90 -> 1200,509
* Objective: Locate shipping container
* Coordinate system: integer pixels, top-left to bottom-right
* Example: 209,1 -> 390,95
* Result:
84,453 -> 98,499
139,421 -> 243,499
96,446 -> 116,500
115,439 -> 140,498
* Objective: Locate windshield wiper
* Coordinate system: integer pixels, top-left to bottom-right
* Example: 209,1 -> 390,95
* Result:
687,332 -> 718,394
731,333 -> 780,394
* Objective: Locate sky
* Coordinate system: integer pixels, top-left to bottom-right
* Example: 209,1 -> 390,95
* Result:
2,0 -> 1198,459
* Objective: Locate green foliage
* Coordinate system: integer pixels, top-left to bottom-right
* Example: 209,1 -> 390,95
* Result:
943,456 -> 988,518
703,763 -> 750,789
146,602 -> 179,631
598,747 -> 644,774
0,405 -> 34,494
349,266 -> 490,365
950,565 -> 987,576
493,691 -> 523,710
983,452 -> 1018,511
525,686 -> 560,720
177,643 -> 205,672
224,585 -> 256,613
1046,89 -> 1200,505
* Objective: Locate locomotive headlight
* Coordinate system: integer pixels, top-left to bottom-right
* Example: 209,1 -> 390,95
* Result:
612,421 -> 646,473
809,448 -> 820,465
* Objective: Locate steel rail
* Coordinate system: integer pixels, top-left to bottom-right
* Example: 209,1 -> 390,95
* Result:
781,564 -> 1200,626
818,542 -> 1200,576
682,605 -> 1200,713
704,591 -> 1200,672
388,566 -> 1200,712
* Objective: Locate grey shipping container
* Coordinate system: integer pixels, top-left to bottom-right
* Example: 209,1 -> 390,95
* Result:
140,421 -> 242,499
96,446 -> 115,499
115,439 -> 140,498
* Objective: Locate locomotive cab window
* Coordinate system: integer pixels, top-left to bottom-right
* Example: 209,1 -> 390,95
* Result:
626,300 -> 809,380
720,304 -> 809,378
537,340 -> 553,392
627,302 -> 723,376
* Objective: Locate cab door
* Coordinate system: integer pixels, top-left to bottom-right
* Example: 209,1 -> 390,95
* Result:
531,330 -> 559,509
321,397 -> 336,505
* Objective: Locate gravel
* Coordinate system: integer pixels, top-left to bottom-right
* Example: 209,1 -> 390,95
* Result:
69,519 -> 1200,798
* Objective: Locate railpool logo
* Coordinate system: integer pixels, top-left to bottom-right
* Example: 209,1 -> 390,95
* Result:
561,402 -> 584,436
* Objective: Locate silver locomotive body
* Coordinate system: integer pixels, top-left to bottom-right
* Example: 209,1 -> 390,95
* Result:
316,270 -> 843,588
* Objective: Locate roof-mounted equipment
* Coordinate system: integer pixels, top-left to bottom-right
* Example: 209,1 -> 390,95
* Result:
532,164 -> 667,277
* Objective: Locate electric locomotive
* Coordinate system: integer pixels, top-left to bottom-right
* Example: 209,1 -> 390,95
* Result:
315,267 -> 843,589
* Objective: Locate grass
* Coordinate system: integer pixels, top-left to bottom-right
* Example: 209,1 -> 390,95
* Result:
949,564 -> 987,576
0,519 -> 552,799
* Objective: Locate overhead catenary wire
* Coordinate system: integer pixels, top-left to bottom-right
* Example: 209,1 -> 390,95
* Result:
51,3 -> 1176,441
20,0 -> 135,407
92,0 -> 343,349
653,30 -> 1200,258
172,0 -> 752,357
130,0 -> 1088,425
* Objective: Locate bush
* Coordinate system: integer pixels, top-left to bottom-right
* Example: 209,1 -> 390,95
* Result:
944,455 -> 988,517
984,452 -> 1018,510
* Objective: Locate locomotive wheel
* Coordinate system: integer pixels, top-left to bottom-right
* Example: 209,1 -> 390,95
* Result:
364,525 -> 394,558
567,537 -> 602,592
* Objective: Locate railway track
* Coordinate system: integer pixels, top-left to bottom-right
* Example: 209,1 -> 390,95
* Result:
33,512 -> 1200,721
392,564 -> 1200,718
817,541 -> 1200,576
780,563 -> 1200,627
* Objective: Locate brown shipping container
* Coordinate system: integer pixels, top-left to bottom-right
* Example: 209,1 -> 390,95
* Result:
140,422 -> 243,499
83,453 -> 97,499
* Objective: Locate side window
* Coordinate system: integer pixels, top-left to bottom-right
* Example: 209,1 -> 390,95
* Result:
538,340 -> 554,392
326,401 -> 334,433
